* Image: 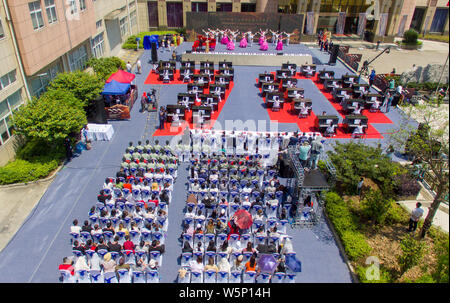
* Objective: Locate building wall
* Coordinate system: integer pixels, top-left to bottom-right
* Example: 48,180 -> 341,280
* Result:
7,0 -> 96,77
0,3 -> 26,165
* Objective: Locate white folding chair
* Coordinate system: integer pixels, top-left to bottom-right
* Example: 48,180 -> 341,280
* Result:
257,272 -> 271,283
243,271 -> 257,283
89,269 -> 103,283
272,272 -> 285,283
285,273 -> 296,283
60,270 -> 75,283
178,268 -> 191,283
75,269 -> 90,283
103,271 -> 118,283
181,253 -> 193,267
217,271 -> 229,283
204,270 -> 217,283
229,271 -> 242,283
146,270 -> 159,283
117,269 -> 131,283
190,271 -> 203,283
132,270 -> 146,283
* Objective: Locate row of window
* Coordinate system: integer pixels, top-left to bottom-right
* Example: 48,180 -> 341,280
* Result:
0,18 -> 5,39
28,0 -> 87,31
0,70 -> 17,92
0,89 -> 22,146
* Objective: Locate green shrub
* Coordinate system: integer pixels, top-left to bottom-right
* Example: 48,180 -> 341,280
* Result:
325,192 -> 357,234
432,238 -> 449,283
341,230 -> 372,260
0,158 -> 59,185
122,31 -> 179,49
398,235 -> 427,275
403,29 -> 419,45
356,265 -> 393,283
86,57 -> 126,81
385,203 -> 409,224
361,189 -> 394,225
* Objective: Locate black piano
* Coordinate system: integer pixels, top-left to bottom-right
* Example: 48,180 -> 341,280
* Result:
287,87 -> 305,100
364,93 -> 383,108
342,98 -> 366,114
353,83 -> 370,97
318,70 -> 335,83
179,66 -> 195,82
181,60 -> 195,69
342,74 -> 359,87
276,69 -> 293,82
192,74 -> 210,86
199,67 -> 215,78
188,82 -> 207,94
218,61 -> 232,69
177,93 -> 197,108
215,74 -> 232,88
281,78 -> 298,90
158,60 -> 176,70
199,94 -> 220,111
218,67 -> 234,80
300,64 -> 317,77
266,92 -> 285,108
262,82 -> 278,96
316,115 -> 340,133
158,67 -> 175,82
333,87 -> 354,103
293,98 -> 313,113
200,61 -> 214,69
281,63 -> 297,75
209,83 -> 227,99
343,115 -> 368,133
166,104 -> 186,122
324,78 -> 342,91
258,73 -> 275,87
192,106 -> 212,125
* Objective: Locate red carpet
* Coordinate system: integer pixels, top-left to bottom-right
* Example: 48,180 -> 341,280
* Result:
152,81 -> 235,137
257,73 -> 393,139
145,69 -> 202,85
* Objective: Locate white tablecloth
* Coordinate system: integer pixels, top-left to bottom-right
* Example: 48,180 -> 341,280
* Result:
86,124 -> 114,141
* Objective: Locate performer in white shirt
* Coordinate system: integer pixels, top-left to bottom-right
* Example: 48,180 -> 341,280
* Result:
236,131 -> 246,154
247,132 -> 256,153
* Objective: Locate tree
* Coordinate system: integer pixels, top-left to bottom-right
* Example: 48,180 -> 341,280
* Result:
86,57 -> 126,81
390,101 -> 449,239
46,71 -> 104,107
12,94 -> 87,144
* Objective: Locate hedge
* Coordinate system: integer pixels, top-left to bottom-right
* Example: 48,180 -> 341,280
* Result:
122,31 -> 179,49
0,158 -> 59,185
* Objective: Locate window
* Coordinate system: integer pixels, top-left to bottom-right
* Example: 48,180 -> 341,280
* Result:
120,16 -> 128,37
91,32 -> 105,58
0,89 -> 23,145
68,44 -> 88,72
69,0 -> 78,15
191,2 -> 208,12
216,3 -> 232,12
241,3 -> 256,12
129,1 -> 136,9
0,70 -> 17,91
29,1 -> 44,30
0,18 -> 5,39
79,0 -> 86,11
45,0 -> 58,24
130,10 -> 137,28
96,20 -> 102,29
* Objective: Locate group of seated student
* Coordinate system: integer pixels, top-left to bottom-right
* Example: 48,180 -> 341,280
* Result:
177,151 -> 297,283
63,140 -> 180,283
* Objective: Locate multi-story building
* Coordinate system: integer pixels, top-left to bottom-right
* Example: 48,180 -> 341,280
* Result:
0,2 -> 28,165
0,0 -> 139,165
137,0 -> 448,41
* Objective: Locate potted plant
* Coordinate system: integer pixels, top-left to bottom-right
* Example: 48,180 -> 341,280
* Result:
398,29 -> 423,50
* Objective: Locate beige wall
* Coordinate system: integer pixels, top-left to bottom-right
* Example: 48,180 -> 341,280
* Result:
7,0 -> 96,76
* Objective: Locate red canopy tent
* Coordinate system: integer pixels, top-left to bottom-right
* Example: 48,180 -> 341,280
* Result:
106,69 -> 136,84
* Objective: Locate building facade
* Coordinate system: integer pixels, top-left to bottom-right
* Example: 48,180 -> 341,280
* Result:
137,0 -> 448,40
0,0 -> 138,165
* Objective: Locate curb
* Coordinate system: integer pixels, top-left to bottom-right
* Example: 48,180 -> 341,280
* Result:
322,208 -> 360,283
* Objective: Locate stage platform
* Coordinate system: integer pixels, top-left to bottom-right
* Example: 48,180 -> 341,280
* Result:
302,169 -> 330,189
182,51 -> 313,66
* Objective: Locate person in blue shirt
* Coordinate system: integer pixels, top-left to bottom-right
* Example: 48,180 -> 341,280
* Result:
298,142 -> 311,168
369,69 -> 376,87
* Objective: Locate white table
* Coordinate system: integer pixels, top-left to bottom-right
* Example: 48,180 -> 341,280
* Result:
86,124 -> 114,141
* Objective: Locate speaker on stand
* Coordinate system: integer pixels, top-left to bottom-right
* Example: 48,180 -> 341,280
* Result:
328,44 -> 340,65
151,42 -> 158,63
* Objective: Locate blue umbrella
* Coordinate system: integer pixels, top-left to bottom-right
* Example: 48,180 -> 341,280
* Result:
285,254 -> 302,272
257,254 -> 277,274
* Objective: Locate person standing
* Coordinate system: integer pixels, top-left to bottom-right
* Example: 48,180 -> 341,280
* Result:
158,106 -> 166,130
64,137 -> 73,162
309,138 -> 324,169
369,69 -> 376,87
136,59 -> 142,74
408,202 -> 424,232
357,177 -> 364,197
298,141 -> 311,168
126,61 -> 132,73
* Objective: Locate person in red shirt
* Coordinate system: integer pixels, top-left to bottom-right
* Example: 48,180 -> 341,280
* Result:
123,182 -> 132,191
58,257 -> 74,275
122,235 -> 135,255
227,216 -> 241,241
